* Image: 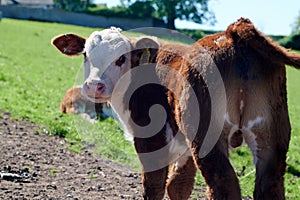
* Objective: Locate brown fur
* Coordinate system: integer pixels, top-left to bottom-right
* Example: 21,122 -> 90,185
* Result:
60,86 -> 108,119
151,18 -> 300,200
166,156 -> 197,200
52,18 -> 300,200
52,34 -> 85,56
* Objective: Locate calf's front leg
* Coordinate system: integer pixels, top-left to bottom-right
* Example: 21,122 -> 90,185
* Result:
134,135 -> 169,200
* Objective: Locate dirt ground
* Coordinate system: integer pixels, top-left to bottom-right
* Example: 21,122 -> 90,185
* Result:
0,112 -> 207,200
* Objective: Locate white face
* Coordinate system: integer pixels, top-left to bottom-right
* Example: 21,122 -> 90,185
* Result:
82,28 -> 132,103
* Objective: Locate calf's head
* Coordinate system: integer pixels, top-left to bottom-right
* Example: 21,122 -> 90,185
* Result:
52,27 -> 159,103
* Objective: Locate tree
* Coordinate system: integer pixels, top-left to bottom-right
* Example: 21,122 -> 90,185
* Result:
122,0 -> 215,29
54,0 -> 90,12
127,1 -> 154,18
279,11 -> 300,50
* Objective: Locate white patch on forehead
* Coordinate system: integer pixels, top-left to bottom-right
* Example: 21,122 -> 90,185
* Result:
85,27 -> 131,73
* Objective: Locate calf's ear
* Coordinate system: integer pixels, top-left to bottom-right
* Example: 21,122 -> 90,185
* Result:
135,36 -> 160,50
132,36 -> 160,65
51,34 -> 86,56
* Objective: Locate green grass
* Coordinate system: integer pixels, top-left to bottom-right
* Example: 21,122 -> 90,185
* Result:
284,66 -> 300,198
49,168 -> 58,176
0,18 -> 139,168
0,19 -> 300,198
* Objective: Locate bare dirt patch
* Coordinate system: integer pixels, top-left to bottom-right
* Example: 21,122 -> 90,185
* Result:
0,112 -> 143,199
0,112 -> 207,199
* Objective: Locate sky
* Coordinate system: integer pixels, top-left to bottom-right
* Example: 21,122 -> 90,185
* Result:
94,0 -> 300,35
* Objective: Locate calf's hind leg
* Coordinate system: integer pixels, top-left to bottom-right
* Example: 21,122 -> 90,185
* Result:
190,139 -> 241,200
166,153 -> 196,200
254,118 -> 290,200
254,143 -> 288,200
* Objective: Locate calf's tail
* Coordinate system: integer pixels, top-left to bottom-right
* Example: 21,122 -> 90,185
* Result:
227,18 -> 300,69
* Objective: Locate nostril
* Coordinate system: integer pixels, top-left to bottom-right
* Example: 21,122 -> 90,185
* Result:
97,83 -> 105,91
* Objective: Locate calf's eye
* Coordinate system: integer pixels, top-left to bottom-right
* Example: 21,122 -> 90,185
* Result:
115,55 -> 126,67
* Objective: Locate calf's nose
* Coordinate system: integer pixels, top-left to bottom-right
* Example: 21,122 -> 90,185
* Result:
83,82 -> 106,98
96,82 -> 105,92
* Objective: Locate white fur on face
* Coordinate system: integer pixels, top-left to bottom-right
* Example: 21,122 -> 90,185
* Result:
83,27 -> 132,100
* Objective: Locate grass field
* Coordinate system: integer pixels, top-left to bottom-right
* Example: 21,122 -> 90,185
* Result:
0,19 -> 299,199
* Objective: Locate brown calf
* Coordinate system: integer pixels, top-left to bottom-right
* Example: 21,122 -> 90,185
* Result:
60,86 -> 113,120
52,18 -> 300,199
